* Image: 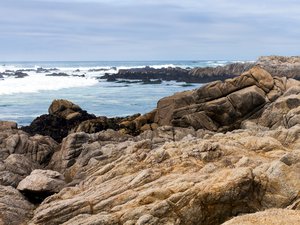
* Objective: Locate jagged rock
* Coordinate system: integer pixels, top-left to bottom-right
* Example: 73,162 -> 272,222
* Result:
155,66 -> 296,132
48,99 -> 93,121
28,125 -> 300,225
251,85 -> 300,129
22,99 -> 96,142
48,130 -> 132,181
0,185 -> 34,225
189,62 -> 254,80
257,56 -> 300,79
17,169 -> 66,203
222,209 -> 300,225
0,129 -> 57,165
0,154 -> 40,187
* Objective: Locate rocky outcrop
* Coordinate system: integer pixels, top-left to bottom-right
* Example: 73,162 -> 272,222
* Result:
222,209 -> 300,225
22,99 -> 96,142
0,185 -> 34,225
0,129 -> 57,165
155,66 -> 298,132
3,63 -> 300,224
256,56 -> 300,79
17,169 -> 66,203
100,66 -> 194,82
189,62 -> 254,80
0,71 -> 29,78
27,124 -> 300,225
0,154 -> 40,187
0,128 -> 57,190
101,63 -> 255,83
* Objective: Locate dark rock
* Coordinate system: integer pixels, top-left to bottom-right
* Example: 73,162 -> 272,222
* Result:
22,100 -> 96,142
100,64 -> 255,83
107,76 -> 117,82
72,74 -> 85,77
189,62 -> 254,80
14,71 -> 29,78
37,68 -> 59,73
88,68 -> 110,72
45,72 -> 69,77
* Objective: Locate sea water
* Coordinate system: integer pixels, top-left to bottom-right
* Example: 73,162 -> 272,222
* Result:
0,60 -> 243,126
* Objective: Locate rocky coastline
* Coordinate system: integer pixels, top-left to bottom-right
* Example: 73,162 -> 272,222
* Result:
100,56 -> 300,83
1,57 -> 300,224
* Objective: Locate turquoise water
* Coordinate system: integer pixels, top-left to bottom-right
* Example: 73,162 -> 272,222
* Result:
0,60 -> 241,126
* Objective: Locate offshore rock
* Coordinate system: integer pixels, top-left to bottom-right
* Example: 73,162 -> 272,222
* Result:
189,62 -> 254,81
22,99 -> 96,142
0,129 -> 56,187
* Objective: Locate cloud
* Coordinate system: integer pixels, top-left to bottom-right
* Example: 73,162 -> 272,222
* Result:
0,0 -> 299,60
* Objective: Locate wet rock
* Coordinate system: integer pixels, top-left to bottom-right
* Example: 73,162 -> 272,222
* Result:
22,100 -> 96,142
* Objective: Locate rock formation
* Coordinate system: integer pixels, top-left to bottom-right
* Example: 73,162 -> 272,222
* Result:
17,169 -> 66,203
100,56 -> 300,84
256,55 -> 300,79
22,99 -> 96,142
2,63 -> 300,224
155,66 -> 298,132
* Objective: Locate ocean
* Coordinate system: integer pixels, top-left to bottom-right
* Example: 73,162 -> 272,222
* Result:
0,60 -> 242,126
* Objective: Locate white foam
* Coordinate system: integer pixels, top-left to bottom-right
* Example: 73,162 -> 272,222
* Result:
0,72 -> 98,95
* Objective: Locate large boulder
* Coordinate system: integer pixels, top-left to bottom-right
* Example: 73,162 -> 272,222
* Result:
0,154 -> 40,187
17,169 -> 66,204
155,66 -> 295,131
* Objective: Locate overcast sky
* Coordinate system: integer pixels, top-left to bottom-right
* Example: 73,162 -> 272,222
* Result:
0,0 -> 299,61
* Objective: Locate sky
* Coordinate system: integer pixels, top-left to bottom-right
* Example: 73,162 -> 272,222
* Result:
0,0 -> 299,61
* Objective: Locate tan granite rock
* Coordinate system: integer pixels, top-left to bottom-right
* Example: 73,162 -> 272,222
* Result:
222,209 -> 300,225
